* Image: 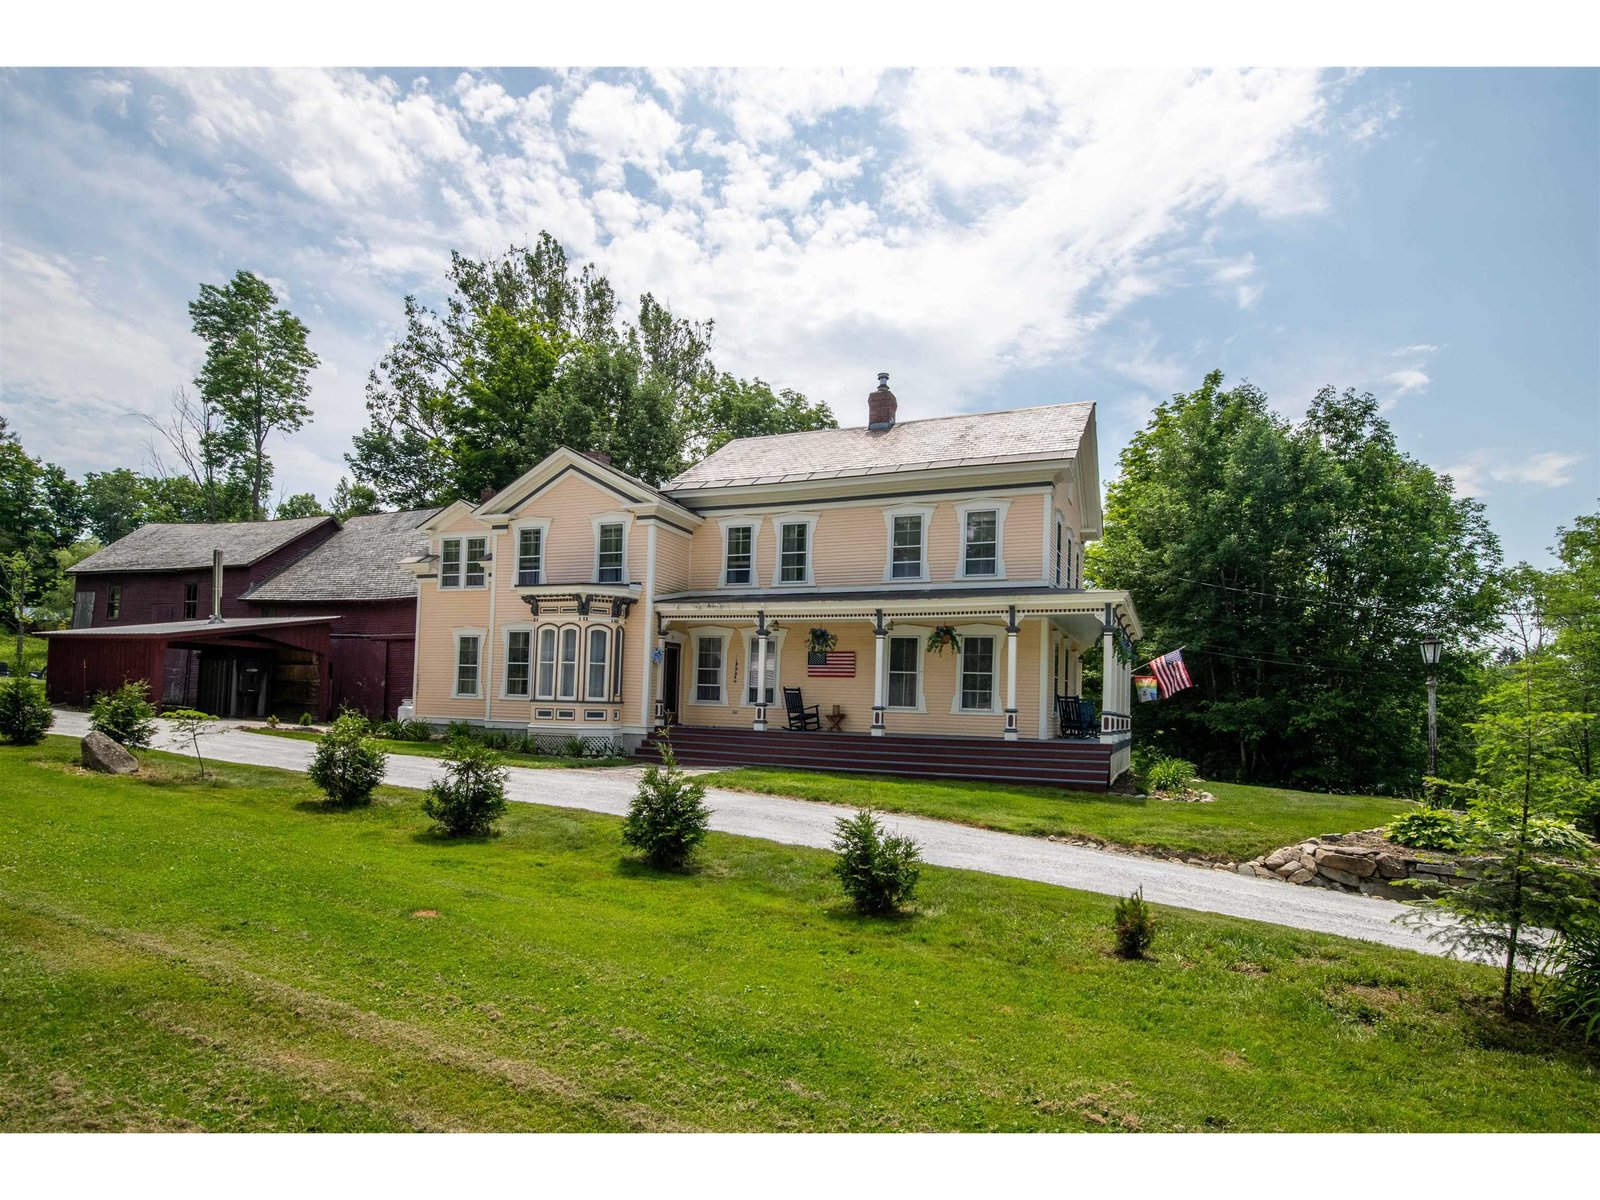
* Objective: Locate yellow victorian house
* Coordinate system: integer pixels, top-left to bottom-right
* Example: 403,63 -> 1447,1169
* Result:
404,374 -> 1140,788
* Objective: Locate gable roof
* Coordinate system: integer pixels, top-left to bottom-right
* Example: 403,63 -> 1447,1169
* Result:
240,509 -> 439,602
474,446 -> 699,523
68,515 -> 335,575
663,401 -> 1096,493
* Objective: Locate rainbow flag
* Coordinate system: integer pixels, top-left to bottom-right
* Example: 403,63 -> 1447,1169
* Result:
1135,675 -> 1159,703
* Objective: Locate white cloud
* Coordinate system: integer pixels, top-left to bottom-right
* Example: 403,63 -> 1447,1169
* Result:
1441,450 -> 1586,497
1392,343 -> 1438,355
1385,367 -> 1431,394
566,80 -> 680,173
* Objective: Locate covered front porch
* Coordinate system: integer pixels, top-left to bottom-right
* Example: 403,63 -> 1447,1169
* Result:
644,589 -> 1140,786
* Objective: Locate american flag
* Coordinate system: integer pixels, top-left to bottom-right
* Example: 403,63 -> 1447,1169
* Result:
807,651 -> 856,678
1150,649 -> 1193,698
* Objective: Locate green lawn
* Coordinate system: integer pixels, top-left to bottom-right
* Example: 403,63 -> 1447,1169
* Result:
246,726 -> 632,769
5,633 -> 47,676
2,738 -> 1595,1132
697,768 -> 1411,862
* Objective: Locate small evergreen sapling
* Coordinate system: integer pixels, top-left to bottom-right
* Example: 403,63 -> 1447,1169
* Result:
832,809 -> 922,915
423,738 -> 508,836
0,677 -> 52,745
89,680 -> 158,749
1112,888 -> 1157,959
623,739 -> 711,869
308,711 -> 388,806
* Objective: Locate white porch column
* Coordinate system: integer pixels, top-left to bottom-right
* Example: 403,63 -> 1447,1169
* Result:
752,612 -> 769,732
652,621 -> 666,728
871,608 -> 887,736
1100,607 -> 1117,740
1003,604 -> 1020,740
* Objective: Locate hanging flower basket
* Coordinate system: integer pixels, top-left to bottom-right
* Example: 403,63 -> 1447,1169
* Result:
806,627 -> 838,664
926,625 -> 962,655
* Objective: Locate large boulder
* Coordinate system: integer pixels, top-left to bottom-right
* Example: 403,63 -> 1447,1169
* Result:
81,730 -> 138,775
1314,849 -> 1377,878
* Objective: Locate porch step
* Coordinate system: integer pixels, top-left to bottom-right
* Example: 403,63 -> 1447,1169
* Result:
634,726 -> 1112,790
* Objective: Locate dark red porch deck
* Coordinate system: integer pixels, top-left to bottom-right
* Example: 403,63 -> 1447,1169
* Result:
636,725 -> 1115,791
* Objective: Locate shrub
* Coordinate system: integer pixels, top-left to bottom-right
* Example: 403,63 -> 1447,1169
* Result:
392,719 -> 434,743
298,712 -> 314,727
423,738 -> 508,836
374,719 -> 404,739
90,680 -> 157,749
561,736 -> 586,759
0,678 -> 52,745
1143,755 -> 1197,794
1112,888 -> 1157,959
308,712 -> 388,807
266,714 -> 280,729
445,720 -> 476,743
1544,918 -> 1600,1043
623,740 -> 711,869
832,809 -> 922,915
1387,807 -> 1470,851
166,707 -> 219,779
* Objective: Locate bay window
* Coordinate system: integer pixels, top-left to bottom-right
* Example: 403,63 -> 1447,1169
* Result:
535,627 -> 558,700
585,627 -> 611,701
558,627 -> 579,700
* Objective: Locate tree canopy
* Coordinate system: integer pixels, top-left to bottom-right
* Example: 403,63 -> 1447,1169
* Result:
1087,370 -> 1504,792
347,233 -> 835,506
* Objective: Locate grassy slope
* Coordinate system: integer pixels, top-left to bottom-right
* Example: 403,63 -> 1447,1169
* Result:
698,768 -> 1409,862
247,727 -> 632,769
2,738 -> 1595,1133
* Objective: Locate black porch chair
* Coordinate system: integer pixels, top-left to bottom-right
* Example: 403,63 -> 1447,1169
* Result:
1057,695 -> 1098,739
783,686 -> 822,731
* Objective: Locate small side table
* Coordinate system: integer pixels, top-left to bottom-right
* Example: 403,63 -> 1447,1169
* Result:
825,705 -> 846,732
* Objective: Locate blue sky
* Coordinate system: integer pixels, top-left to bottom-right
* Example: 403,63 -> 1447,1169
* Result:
1,67 -> 1594,566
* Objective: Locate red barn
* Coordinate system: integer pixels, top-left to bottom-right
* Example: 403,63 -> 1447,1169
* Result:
44,510 -> 434,721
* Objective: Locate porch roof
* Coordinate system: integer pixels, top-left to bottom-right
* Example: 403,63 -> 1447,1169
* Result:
42,615 -> 339,640
653,587 -> 1141,638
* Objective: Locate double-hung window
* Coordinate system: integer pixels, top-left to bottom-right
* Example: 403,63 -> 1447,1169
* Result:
535,627 -> 558,699
745,634 -> 776,705
557,627 -> 579,701
724,525 -> 754,586
516,527 -> 543,586
887,636 -> 920,708
585,627 -> 611,701
962,510 -> 998,577
695,636 -> 724,703
779,521 -> 809,584
596,523 -> 625,584
612,629 -> 625,700
455,634 -> 481,697
958,635 -> 997,711
106,586 -> 121,620
505,631 -> 531,697
440,536 -> 488,588
1054,517 -> 1064,587
891,515 -> 923,579
184,582 -> 199,620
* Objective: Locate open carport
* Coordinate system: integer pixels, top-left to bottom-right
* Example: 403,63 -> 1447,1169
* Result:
42,615 -> 337,720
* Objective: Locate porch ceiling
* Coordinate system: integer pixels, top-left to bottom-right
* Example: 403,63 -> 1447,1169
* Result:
653,588 -> 1141,639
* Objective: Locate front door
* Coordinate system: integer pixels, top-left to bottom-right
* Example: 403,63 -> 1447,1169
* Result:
661,642 -> 682,725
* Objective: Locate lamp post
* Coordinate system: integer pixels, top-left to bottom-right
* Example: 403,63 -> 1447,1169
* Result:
1421,635 -> 1443,777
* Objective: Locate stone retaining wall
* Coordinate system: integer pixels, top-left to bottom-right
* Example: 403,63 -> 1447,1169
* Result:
1236,829 -> 1473,900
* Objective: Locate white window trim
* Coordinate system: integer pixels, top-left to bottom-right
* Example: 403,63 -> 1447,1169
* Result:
591,513 -> 630,585
881,505 -> 934,584
438,534 -> 490,590
583,625 -> 612,702
955,500 -> 1010,582
452,628 -> 486,699
771,513 -> 820,588
533,624 -> 559,701
1052,508 -> 1066,588
687,626 -> 734,707
744,627 -> 788,706
556,624 -> 582,702
500,623 -> 535,699
949,622 -> 1005,715
718,516 -> 761,589
510,518 -> 551,587
882,625 -> 928,713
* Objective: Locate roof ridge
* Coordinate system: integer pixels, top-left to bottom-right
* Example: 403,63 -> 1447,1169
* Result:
700,398 -> 1094,449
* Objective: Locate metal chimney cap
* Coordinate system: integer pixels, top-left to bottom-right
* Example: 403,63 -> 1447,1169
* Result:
877,371 -> 890,389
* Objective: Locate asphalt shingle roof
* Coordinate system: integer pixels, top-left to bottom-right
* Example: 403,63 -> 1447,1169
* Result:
240,509 -> 438,602
69,516 -> 333,575
664,401 -> 1095,493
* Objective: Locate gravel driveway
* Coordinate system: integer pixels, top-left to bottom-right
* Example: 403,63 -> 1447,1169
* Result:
51,710 -> 1467,960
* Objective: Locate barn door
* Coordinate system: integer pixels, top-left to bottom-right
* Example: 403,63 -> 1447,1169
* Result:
331,639 -> 388,720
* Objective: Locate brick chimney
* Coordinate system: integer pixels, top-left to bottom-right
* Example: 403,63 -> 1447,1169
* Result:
867,372 -> 897,431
